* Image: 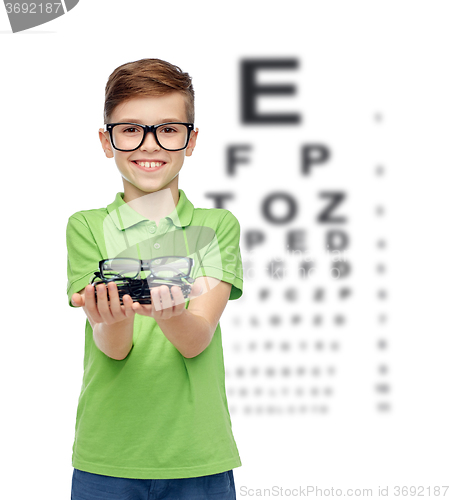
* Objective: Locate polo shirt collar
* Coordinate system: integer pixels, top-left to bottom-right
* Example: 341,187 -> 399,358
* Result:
106,189 -> 194,230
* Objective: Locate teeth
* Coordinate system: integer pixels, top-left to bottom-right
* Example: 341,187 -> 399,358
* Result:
137,161 -> 163,168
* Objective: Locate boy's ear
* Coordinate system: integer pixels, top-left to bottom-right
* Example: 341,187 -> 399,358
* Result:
185,128 -> 199,157
99,128 -> 114,158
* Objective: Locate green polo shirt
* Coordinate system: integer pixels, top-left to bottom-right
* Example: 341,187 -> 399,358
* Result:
66,189 -> 243,479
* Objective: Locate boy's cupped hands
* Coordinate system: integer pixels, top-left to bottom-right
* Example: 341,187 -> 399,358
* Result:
71,280 -> 203,324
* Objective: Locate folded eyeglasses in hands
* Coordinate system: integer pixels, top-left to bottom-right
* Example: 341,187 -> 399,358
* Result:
90,256 -> 195,305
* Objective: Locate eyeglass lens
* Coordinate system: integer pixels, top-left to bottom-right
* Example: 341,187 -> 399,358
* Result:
111,123 -> 189,151
101,257 -> 191,280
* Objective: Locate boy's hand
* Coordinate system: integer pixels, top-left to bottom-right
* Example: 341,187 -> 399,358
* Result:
71,282 -> 135,326
131,282 -> 203,320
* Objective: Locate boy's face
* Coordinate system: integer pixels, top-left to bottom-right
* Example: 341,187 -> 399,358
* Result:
99,92 -> 198,203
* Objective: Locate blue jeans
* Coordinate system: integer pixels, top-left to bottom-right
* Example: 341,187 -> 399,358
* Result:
71,468 -> 236,500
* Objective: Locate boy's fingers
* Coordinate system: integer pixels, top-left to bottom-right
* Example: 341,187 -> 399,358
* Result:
122,294 -> 136,317
107,282 -> 126,318
172,286 -> 187,315
71,293 -> 82,307
158,286 -> 175,319
95,284 -> 114,323
191,281 -> 203,297
83,285 -> 103,323
171,286 -> 186,308
151,287 -> 163,312
132,302 -> 153,316
131,285 -> 190,317
77,284 -> 136,323
131,301 -> 142,312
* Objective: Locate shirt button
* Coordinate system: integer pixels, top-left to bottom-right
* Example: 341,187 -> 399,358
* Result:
149,226 -> 156,234
154,243 -> 160,249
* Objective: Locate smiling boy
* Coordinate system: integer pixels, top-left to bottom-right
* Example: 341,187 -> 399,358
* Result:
66,58 -> 243,499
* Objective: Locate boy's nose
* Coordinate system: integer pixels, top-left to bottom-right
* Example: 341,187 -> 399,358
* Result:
140,131 -> 160,151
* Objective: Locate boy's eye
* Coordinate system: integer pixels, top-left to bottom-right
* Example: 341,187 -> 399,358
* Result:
160,126 -> 178,134
123,127 -> 141,134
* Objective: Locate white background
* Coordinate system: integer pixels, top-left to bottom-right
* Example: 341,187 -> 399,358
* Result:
1,1 -> 449,498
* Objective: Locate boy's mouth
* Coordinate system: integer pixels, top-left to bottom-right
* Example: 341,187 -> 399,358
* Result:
132,160 -> 166,169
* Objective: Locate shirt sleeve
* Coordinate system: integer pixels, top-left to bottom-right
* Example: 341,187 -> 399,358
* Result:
66,215 -> 103,308
191,211 -> 244,300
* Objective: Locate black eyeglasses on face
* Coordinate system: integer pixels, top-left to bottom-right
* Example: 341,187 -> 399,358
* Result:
105,122 -> 194,152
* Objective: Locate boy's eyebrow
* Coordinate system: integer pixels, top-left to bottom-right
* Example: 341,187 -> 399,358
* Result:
115,118 -> 185,124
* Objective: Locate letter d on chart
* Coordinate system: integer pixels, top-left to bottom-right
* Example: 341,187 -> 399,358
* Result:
4,0 -> 79,33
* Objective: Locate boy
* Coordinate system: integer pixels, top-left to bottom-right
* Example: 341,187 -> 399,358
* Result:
66,58 -> 243,499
